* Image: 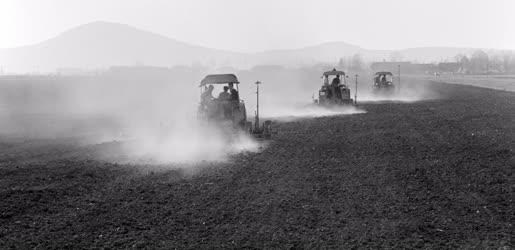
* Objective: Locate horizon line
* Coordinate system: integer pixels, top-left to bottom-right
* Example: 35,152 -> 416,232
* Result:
1,21 -> 511,53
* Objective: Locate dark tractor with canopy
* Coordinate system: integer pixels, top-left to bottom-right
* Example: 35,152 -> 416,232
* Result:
373,71 -> 395,93
197,74 -> 272,138
315,68 -> 353,106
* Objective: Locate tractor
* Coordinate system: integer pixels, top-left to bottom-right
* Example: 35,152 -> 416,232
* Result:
314,68 -> 354,106
197,74 -> 272,138
373,71 -> 395,94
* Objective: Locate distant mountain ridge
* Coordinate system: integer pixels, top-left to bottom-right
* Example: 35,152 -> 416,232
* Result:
0,21 -> 503,73
0,22 -> 247,72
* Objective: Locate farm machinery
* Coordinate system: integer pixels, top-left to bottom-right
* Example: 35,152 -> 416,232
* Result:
314,68 -> 355,106
197,74 -> 272,138
373,71 -> 395,94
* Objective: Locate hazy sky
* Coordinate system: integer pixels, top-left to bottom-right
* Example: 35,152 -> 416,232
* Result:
1,0 -> 514,52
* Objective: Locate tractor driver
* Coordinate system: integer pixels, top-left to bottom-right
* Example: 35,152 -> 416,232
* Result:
200,85 -> 217,118
332,75 -> 342,99
381,75 -> 387,85
331,74 -> 341,86
201,85 -> 215,109
228,82 -> 239,101
218,86 -> 230,101
218,86 -> 231,118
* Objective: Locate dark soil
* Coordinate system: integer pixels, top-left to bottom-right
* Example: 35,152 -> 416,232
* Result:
0,81 -> 513,248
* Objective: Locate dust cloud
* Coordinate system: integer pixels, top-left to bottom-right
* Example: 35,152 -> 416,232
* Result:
119,124 -> 260,164
355,76 -> 439,103
236,67 -> 366,121
2,67 -> 437,164
0,68 -> 262,164
259,102 -> 365,121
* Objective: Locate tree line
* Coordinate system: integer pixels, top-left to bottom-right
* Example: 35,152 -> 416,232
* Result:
454,50 -> 515,74
335,50 -> 515,74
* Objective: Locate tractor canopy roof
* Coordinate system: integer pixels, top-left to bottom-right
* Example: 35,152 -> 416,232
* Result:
323,68 -> 346,76
200,74 -> 239,86
375,71 -> 393,76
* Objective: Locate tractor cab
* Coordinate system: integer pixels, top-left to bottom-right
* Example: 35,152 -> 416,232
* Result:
316,68 -> 353,105
197,74 -> 273,138
373,71 -> 395,90
198,74 -> 247,129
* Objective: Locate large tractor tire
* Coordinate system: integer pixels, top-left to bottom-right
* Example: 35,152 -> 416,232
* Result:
231,102 -> 247,130
263,120 -> 272,138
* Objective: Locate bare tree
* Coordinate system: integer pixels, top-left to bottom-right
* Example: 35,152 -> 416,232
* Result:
470,50 -> 489,74
502,51 -> 513,73
350,54 -> 364,72
337,57 -> 346,70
